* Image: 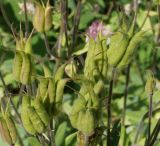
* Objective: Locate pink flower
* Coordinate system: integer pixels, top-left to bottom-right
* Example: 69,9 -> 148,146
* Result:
86,20 -> 113,41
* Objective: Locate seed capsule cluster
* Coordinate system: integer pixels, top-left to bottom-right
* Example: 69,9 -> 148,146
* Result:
33,1 -> 53,32
21,95 -> 49,134
37,64 -> 68,115
12,32 -> 34,84
107,14 -> 145,69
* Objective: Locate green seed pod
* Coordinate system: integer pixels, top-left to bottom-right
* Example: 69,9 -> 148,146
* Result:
77,109 -> 86,132
77,109 -> 95,136
55,78 -> 68,103
69,97 -> 86,128
21,95 -> 36,134
117,31 -> 144,69
84,37 -> 96,77
0,118 -> 12,144
43,64 -> 52,77
33,99 -> 50,126
20,52 -> 31,84
4,115 -> 17,143
44,2 -> 53,32
65,62 -> 77,78
12,51 -> 23,82
38,77 -> 49,100
54,64 -> 66,83
33,3 -> 45,33
71,97 -> 86,114
145,71 -> 156,96
107,32 -> 129,67
48,78 -> 56,103
70,113 -> 79,129
27,107 -> 45,133
94,80 -> 104,95
16,38 -> 25,51
24,37 -> 32,54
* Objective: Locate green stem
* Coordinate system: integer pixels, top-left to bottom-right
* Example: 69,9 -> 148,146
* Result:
23,0 -> 29,37
107,68 -> 115,146
146,93 -> 153,146
122,65 -> 130,126
84,135 -> 89,146
70,0 -> 82,57
122,65 -> 130,146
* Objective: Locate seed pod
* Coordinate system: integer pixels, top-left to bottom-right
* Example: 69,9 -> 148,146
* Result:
42,64 -> 52,78
33,99 -> 50,126
13,51 -> 23,81
69,114 -> 79,129
84,37 -> 96,77
145,71 -> 156,96
44,2 -> 53,32
16,38 -> 25,51
117,31 -> 144,69
27,107 -> 45,133
33,3 -> 45,33
65,62 -> 77,78
71,97 -> 86,114
0,118 -> 12,144
107,32 -> 129,67
48,78 -> 56,103
21,95 -> 36,134
20,52 -> 31,84
24,37 -> 32,54
38,77 -> 49,99
69,97 -> 86,128
94,80 -> 104,95
78,109 -> 95,136
4,115 -> 17,143
55,78 -> 68,103
54,64 -> 66,83
77,109 -> 86,132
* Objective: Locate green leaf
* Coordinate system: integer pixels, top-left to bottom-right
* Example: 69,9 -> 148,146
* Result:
110,120 -> 121,146
55,122 -> 68,146
65,132 -> 77,146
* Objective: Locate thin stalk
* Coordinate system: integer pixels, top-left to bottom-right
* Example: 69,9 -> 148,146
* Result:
122,65 -> 130,126
49,119 -> 56,146
54,0 -> 68,73
23,0 -> 29,37
134,108 -> 160,144
0,71 -> 22,123
43,32 -> 53,57
150,118 -> 160,146
0,1 -> 15,33
122,65 -> 130,146
146,93 -> 153,146
70,0 -> 82,57
107,68 -> 115,146
139,0 -> 153,30
57,0 -> 68,57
